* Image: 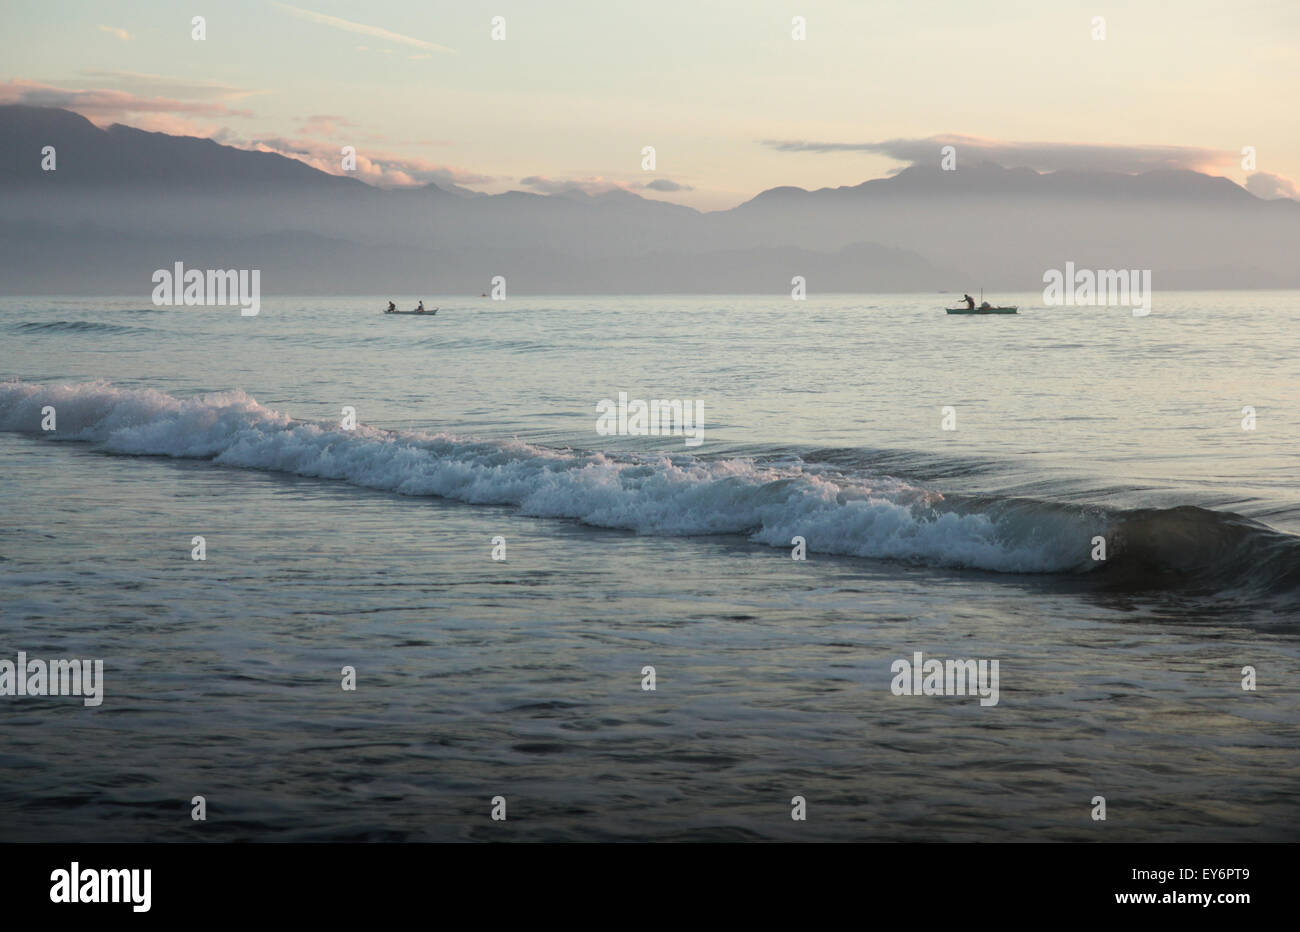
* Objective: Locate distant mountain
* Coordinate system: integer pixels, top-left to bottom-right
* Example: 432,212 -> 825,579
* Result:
422,181 -> 483,199
719,160 -> 1300,289
1,106 -> 1297,294
0,104 -> 369,192
740,160 -> 1270,205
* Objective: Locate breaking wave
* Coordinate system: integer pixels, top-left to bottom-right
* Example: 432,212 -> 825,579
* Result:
3,380 -> 1299,603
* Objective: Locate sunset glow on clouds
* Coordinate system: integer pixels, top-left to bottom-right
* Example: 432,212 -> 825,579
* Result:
2,1 -> 1296,206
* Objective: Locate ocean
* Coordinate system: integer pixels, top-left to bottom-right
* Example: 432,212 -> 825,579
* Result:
1,292 -> 1298,842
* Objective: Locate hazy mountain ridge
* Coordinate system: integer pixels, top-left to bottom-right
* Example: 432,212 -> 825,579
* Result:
1,106 -> 1296,294
741,161 -> 1275,204
0,105 -> 367,191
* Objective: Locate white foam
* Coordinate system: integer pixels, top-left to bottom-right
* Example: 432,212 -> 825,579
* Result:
0,380 -> 1096,572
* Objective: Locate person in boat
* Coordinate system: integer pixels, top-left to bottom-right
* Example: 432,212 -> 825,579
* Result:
979,301 -> 992,310
963,293 -> 975,310
387,300 -> 396,312
415,301 -> 425,313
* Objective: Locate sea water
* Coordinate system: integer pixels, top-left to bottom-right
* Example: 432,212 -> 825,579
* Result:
1,293 -> 1298,841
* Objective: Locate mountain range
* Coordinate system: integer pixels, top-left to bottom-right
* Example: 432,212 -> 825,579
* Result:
2,105 -> 1296,295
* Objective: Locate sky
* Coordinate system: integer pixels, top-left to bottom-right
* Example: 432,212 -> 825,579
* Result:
2,0 -> 1298,209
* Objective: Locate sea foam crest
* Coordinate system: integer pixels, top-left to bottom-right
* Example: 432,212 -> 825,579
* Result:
0,380 -> 1096,573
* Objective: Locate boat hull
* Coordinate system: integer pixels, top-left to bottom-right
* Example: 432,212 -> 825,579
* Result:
945,307 -> 1017,314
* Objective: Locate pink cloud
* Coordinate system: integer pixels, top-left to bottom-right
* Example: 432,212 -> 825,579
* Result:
0,79 -> 254,124
297,114 -> 356,136
251,135 -> 493,189
761,134 -> 1236,175
518,175 -> 638,196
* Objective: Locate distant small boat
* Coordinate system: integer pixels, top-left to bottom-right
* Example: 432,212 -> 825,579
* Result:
384,308 -> 437,315
945,306 -> 1017,314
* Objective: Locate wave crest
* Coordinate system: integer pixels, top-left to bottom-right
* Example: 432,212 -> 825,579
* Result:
4,380 -> 1299,602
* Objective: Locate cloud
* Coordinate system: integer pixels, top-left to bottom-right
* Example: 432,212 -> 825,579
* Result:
97,25 -> 131,41
643,178 -> 693,192
209,127 -> 248,146
519,175 -> 636,196
2,79 -> 482,190
297,114 -> 356,136
0,79 -> 254,123
521,176 -> 692,198
1244,171 -> 1300,200
760,134 -> 1235,175
273,2 -> 455,54
71,70 -> 260,101
251,135 -> 492,189
121,114 -> 236,137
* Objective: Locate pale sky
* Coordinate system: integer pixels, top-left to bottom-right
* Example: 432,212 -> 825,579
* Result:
3,0 -> 1298,208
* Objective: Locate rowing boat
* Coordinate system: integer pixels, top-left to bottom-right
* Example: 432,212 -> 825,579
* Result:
945,306 -> 1017,314
384,308 -> 438,315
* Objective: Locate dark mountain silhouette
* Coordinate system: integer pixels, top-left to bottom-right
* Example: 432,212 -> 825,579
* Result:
0,104 -> 367,191
740,160 -> 1269,204
1,106 -> 1296,294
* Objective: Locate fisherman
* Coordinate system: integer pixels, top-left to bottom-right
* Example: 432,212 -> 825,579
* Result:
387,300 -> 396,312
963,293 -> 975,309
980,300 -> 992,310
415,300 -> 425,313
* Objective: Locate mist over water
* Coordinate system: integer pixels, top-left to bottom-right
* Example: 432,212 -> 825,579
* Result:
2,293 -> 1299,841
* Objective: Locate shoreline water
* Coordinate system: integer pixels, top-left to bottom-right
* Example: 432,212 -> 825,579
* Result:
2,293 -> 1299,842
